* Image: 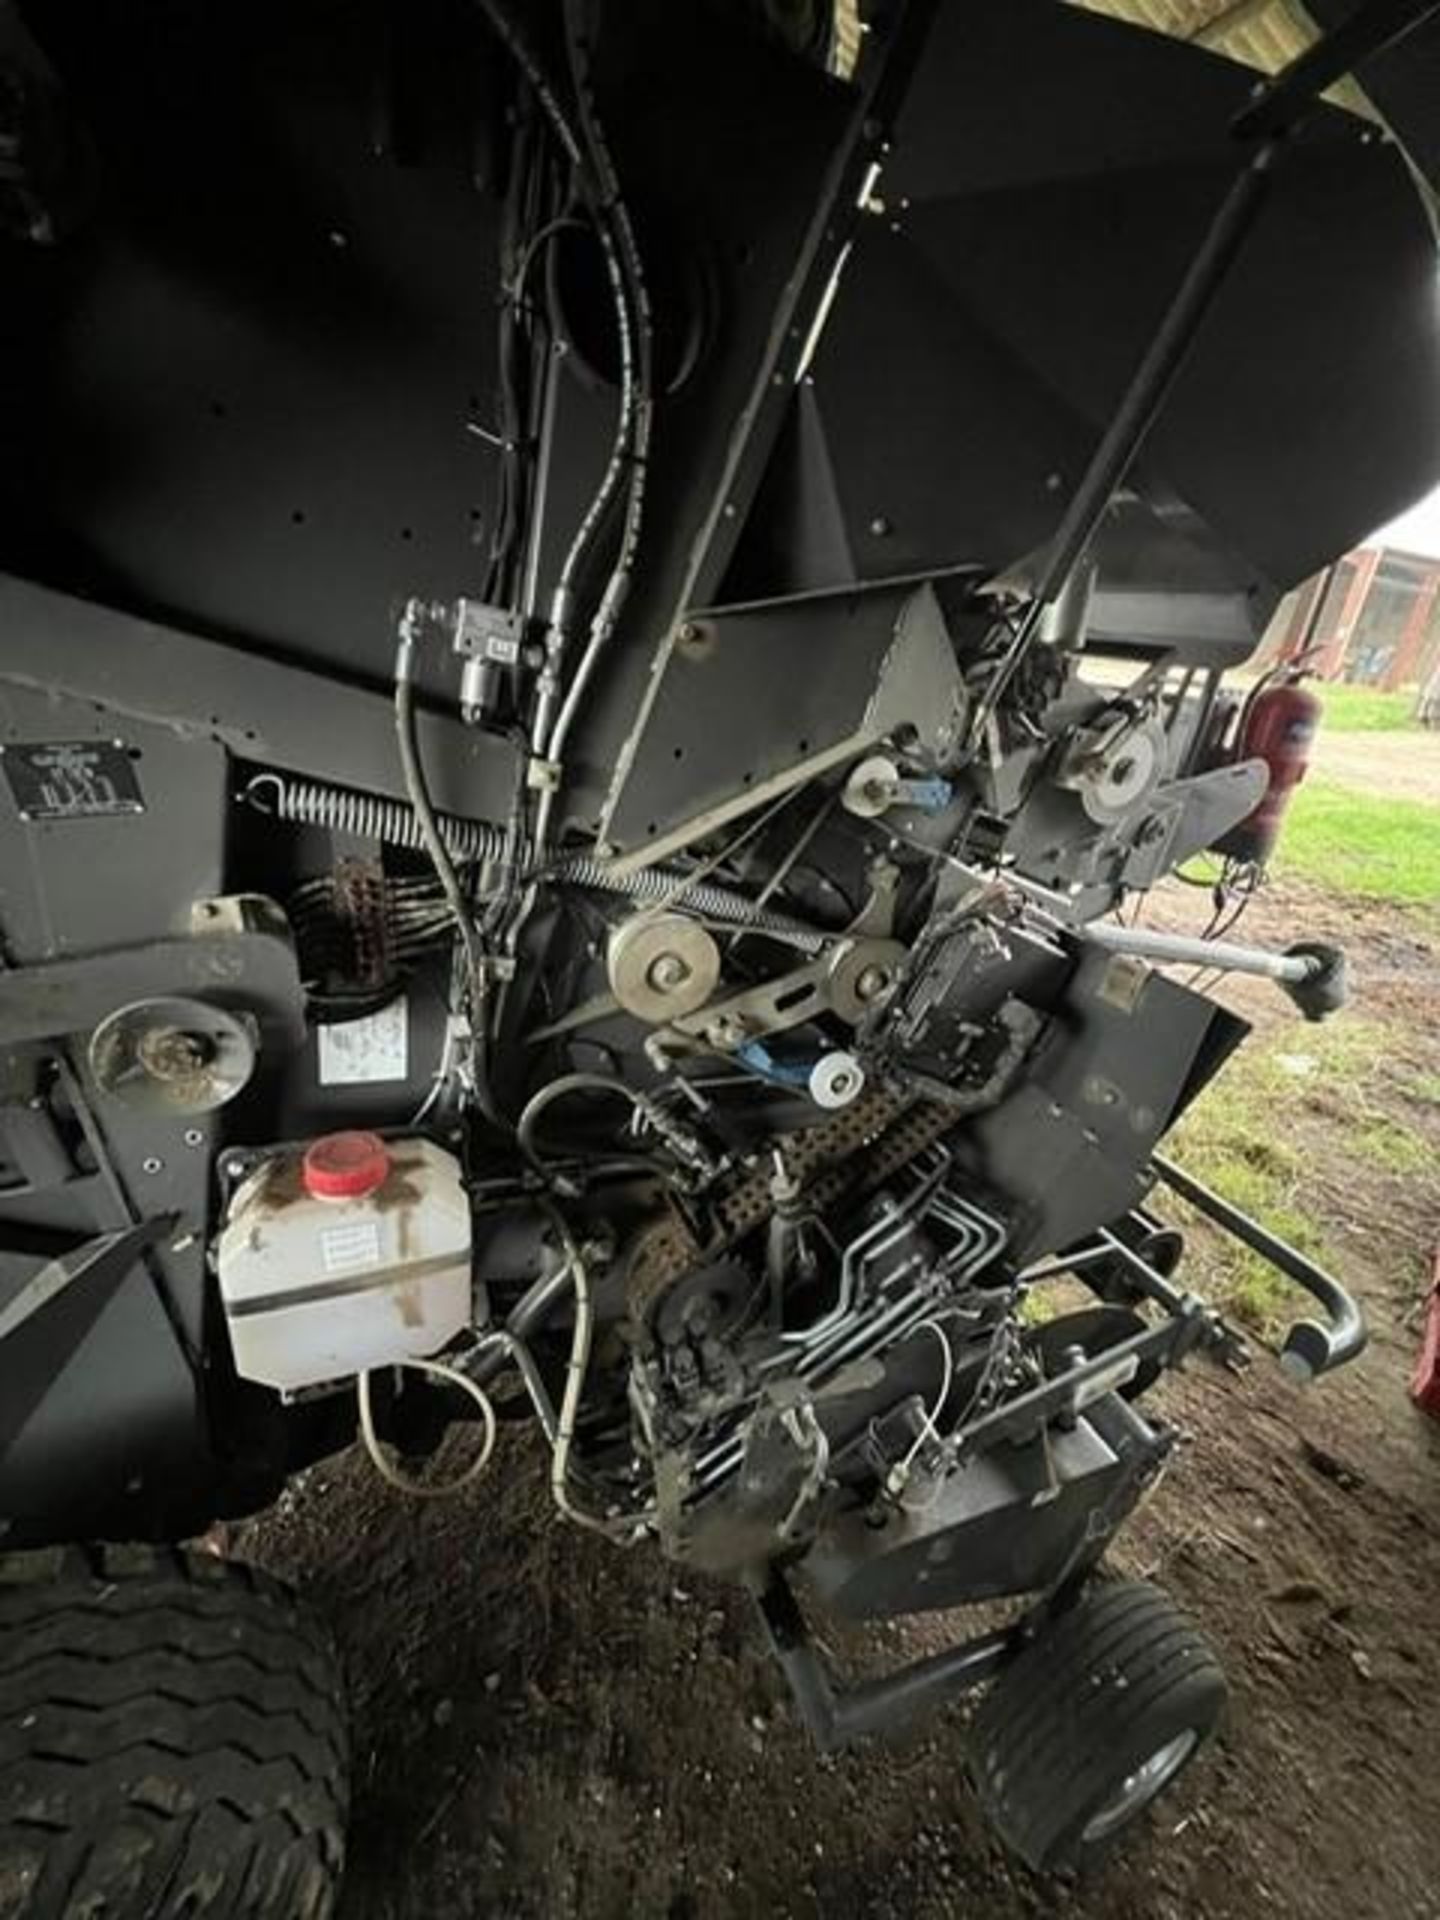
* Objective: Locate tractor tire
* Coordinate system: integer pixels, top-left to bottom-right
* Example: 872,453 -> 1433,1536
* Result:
969,1578 -> 1226,1872
0,1544 -> 347,1918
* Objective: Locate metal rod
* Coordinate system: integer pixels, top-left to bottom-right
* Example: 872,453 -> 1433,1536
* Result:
1232,0 -> 1440,141
1083,919 -> 1321,982
972,136 -> 1279,735
1151,1153 -> 1367,1379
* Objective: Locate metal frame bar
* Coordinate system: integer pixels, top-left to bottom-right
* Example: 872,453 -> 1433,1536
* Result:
1232,0 -> 1440,138
749,1565 -> 1016,1751
1151,1153 -> 1366,1377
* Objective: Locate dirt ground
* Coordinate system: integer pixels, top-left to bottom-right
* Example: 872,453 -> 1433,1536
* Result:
245,869 -> 1440,1920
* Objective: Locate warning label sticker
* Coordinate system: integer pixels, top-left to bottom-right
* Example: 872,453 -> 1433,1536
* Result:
320,1220 -> 383,1276
2,741 -> 145,821
317,998 -> 408,1085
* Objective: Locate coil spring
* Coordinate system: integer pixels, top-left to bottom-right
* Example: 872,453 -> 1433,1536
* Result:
243,774 -> 824,948
244,773 -> 506,865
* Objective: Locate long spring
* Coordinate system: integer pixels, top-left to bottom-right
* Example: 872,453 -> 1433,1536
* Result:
244,773 -> 506,866
242,773 -> 825,949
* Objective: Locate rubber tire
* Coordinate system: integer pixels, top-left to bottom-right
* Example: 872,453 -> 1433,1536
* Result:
0,1544 -> 348,1918
969,1579 -> 1226,1872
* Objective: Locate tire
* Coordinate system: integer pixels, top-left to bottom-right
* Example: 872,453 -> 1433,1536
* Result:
969,1579 -> 1226,1872
0,1544 -> 348,1919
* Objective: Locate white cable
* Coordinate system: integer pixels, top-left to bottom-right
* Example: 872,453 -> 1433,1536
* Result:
536,1211 -> 621,1537
888,1319 -> 956,1491
357,1356 -> 499,1500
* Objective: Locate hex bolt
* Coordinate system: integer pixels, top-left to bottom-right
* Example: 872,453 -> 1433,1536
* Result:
647,953 -> 691,992
855,965 -> 890,1001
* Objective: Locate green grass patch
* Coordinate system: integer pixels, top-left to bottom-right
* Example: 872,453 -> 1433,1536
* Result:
1274,778 -> 1440,909
1163,1016 -> 1432,1332
1167,1097 -> 1325,1332
1315,683 -> 1422,733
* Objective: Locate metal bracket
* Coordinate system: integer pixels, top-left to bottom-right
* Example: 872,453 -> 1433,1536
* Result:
749,1565 -> 1014,1751
0,895 -> 304,1051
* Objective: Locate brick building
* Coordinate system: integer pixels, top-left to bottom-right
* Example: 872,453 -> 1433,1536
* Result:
1264,547 -> 1440,691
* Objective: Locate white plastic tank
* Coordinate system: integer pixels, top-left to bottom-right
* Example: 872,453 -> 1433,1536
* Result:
216,1131 -> 472,1392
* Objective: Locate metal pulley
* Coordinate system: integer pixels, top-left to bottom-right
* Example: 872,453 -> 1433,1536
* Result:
607,912 -> 722,1024
843,754 -> 954,820
1054,713 -> 1167,825
88,995 -> 259,1114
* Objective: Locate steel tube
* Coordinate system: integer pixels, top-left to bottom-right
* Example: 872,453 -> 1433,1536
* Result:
1083,920 -> 1320,982
1151,1153 -> 1367,1379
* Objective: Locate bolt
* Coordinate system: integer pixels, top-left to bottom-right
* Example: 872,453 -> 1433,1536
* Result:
141,1156 -> 164,1175
868,515 -> 892,538
647,953 -> 691,992
855,965 -> 890,1002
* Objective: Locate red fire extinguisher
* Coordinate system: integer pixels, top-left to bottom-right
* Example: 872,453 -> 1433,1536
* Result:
1213,674 -> 1323,867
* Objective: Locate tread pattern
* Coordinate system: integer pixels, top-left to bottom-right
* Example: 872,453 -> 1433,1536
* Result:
969,1580 -> 1226,1871
0,1545 -> 347,1918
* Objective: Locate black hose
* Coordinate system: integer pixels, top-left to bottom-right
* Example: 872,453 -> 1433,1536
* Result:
394,663 -> 506,1128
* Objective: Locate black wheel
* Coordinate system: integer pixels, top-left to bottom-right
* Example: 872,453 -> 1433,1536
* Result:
969,1579 -> 1226,1872
0,1544 -> 348,1918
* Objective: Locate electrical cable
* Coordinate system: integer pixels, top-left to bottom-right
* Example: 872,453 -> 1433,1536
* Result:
356,1357 -> 499,1499
534,1200 -> 642,1539
468,0 -> 647,775
394,626 -> 505,1127
517,1069 -> 715,1178
541,0 -> 654,774
887,1318 -> 955,1492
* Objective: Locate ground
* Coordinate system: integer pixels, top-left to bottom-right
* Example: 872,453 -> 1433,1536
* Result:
244,713 -> 1440,1920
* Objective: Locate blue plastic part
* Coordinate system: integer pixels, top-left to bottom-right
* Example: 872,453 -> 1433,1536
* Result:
896,776 -> 954,814
735,1040 -> 815,1088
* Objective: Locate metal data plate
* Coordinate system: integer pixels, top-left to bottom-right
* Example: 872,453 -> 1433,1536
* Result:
1,740 -> 145,821
602,581 -> 965,871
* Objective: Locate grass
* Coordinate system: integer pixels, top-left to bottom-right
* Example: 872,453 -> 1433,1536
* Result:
1273,778 -> 1440,910
1164,1018 -> 1432,1333
1315,683 -> 1423,733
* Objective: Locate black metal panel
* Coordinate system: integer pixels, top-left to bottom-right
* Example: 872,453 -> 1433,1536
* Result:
0,575 -> 520,820
1307,0 -> 1440,189
961,951 -> 1248,1263
1,0 -> 506,682
728,0 -> 1440,607
803,1416 -> 1126,1616
0,1250 -> 208,1543
602,580 -> 962,862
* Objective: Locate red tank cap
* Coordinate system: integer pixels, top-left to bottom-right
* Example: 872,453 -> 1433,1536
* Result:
302,1130 -> 391,1201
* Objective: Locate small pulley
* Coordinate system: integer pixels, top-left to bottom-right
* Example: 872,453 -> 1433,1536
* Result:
88,996 -> 259,1114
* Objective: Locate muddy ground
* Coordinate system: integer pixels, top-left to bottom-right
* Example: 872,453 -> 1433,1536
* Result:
245,871 -> 1440,1920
